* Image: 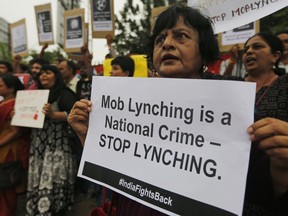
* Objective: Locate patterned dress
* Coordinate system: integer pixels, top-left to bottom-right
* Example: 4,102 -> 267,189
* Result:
243,74 -> 288,216
26,90 -> 77,216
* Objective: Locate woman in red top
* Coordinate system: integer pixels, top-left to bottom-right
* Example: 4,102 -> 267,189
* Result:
0,74 -> 28,216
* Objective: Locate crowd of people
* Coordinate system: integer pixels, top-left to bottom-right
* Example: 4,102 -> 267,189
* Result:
0,3 -> 288,216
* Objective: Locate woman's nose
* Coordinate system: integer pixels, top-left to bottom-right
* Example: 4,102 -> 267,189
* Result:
162,37 -> 175,50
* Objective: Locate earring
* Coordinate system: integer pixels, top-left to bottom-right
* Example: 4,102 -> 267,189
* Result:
203,65 -> 208,73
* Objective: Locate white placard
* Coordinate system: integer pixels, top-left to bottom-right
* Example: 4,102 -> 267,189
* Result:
79,77 -> 256,216
188,0 -> 288,34
221,22 -> 256,46
10,20 -> 28,55
12,90 -> 49,129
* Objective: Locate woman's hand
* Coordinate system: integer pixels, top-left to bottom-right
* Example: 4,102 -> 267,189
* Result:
248,117 -> 288,197
42,103 -> 52,117
67,99 -> 92,145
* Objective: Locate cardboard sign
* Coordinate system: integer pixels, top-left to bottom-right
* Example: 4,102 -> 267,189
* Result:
79,77 -> 256,216
90,0 -> 115,38
64,8 -> 85,53
12,90 -> 49,128
34,3 -> 54,45
10,19 -> 28,57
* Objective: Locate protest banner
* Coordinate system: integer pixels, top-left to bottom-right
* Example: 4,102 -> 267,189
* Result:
34,3 -> 54,45
79,77 -> 256,216
10,19 -> 28,57
188,0 -> 288,34
11,90 -> 49,129
64,8 -> 85,53
103,55 -> 148,77
90,0 -> 115,38
218,21 -> 260,52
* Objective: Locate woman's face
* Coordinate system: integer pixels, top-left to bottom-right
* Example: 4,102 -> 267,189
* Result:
153,16 -> 202,78
0,78 -> 13,98
39,70 -> 56,89
243,36 -> 280,74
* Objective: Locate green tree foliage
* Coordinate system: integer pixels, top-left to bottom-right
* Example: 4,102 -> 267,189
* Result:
29,47 -> 66,64
260,7 -> 288,34
0,43 -> 11,61
114,0 -> 167,55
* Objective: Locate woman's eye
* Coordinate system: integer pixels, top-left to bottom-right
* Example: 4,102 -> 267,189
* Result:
176,33 -> 187,40
155,36 -> 165,45
253,44 -> 262,50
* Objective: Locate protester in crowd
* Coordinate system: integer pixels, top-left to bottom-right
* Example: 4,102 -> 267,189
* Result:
58,59 -> 79,93
68,4 -> 216,216
27,58 -> 50,90
105,34 -> 117,59
110,56 -> 135,77
0,60 -> 13,74
0,73 -> 29,216
12,55 -> 28,74
26,65 -> 78,216
276,30 -> 288,73
219,44 -> 246,78
243,32 -> 288,215
68,4 -> 288,216
76,45 -> 96,100
27,43 -> 50,90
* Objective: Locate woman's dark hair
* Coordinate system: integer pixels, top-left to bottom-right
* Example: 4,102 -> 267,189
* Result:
276,30 -> 288,36
244,32 -> 284,75
111,56 -> 135,77
38,65 -> 66,103
0,73 -> 24,95
147,4 -> 220,69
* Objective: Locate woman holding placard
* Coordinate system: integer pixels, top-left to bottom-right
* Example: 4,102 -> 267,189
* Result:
68,4 -> 288,216
243,32 -> 288,215
26,65 -> 78,216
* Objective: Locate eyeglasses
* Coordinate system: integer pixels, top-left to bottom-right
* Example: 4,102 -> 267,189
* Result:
39,70 -> 53,76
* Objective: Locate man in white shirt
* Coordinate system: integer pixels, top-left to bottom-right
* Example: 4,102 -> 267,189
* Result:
58,60 -> 80,93
219,44 -> 246,78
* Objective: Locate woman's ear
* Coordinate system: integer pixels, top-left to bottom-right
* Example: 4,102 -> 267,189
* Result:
272,51 -> 281,64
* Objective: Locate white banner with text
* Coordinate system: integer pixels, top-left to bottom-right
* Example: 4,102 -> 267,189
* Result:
188,0 -> 288,34
79,77 -> 256,216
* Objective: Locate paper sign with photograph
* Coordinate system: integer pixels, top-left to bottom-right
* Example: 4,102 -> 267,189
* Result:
11,90 -> 49,128
218,21 -> 259,52
64,8 -> 85,53
10,19 -> 28,57
90,0 -> 115,38
35,3 -> 54,45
